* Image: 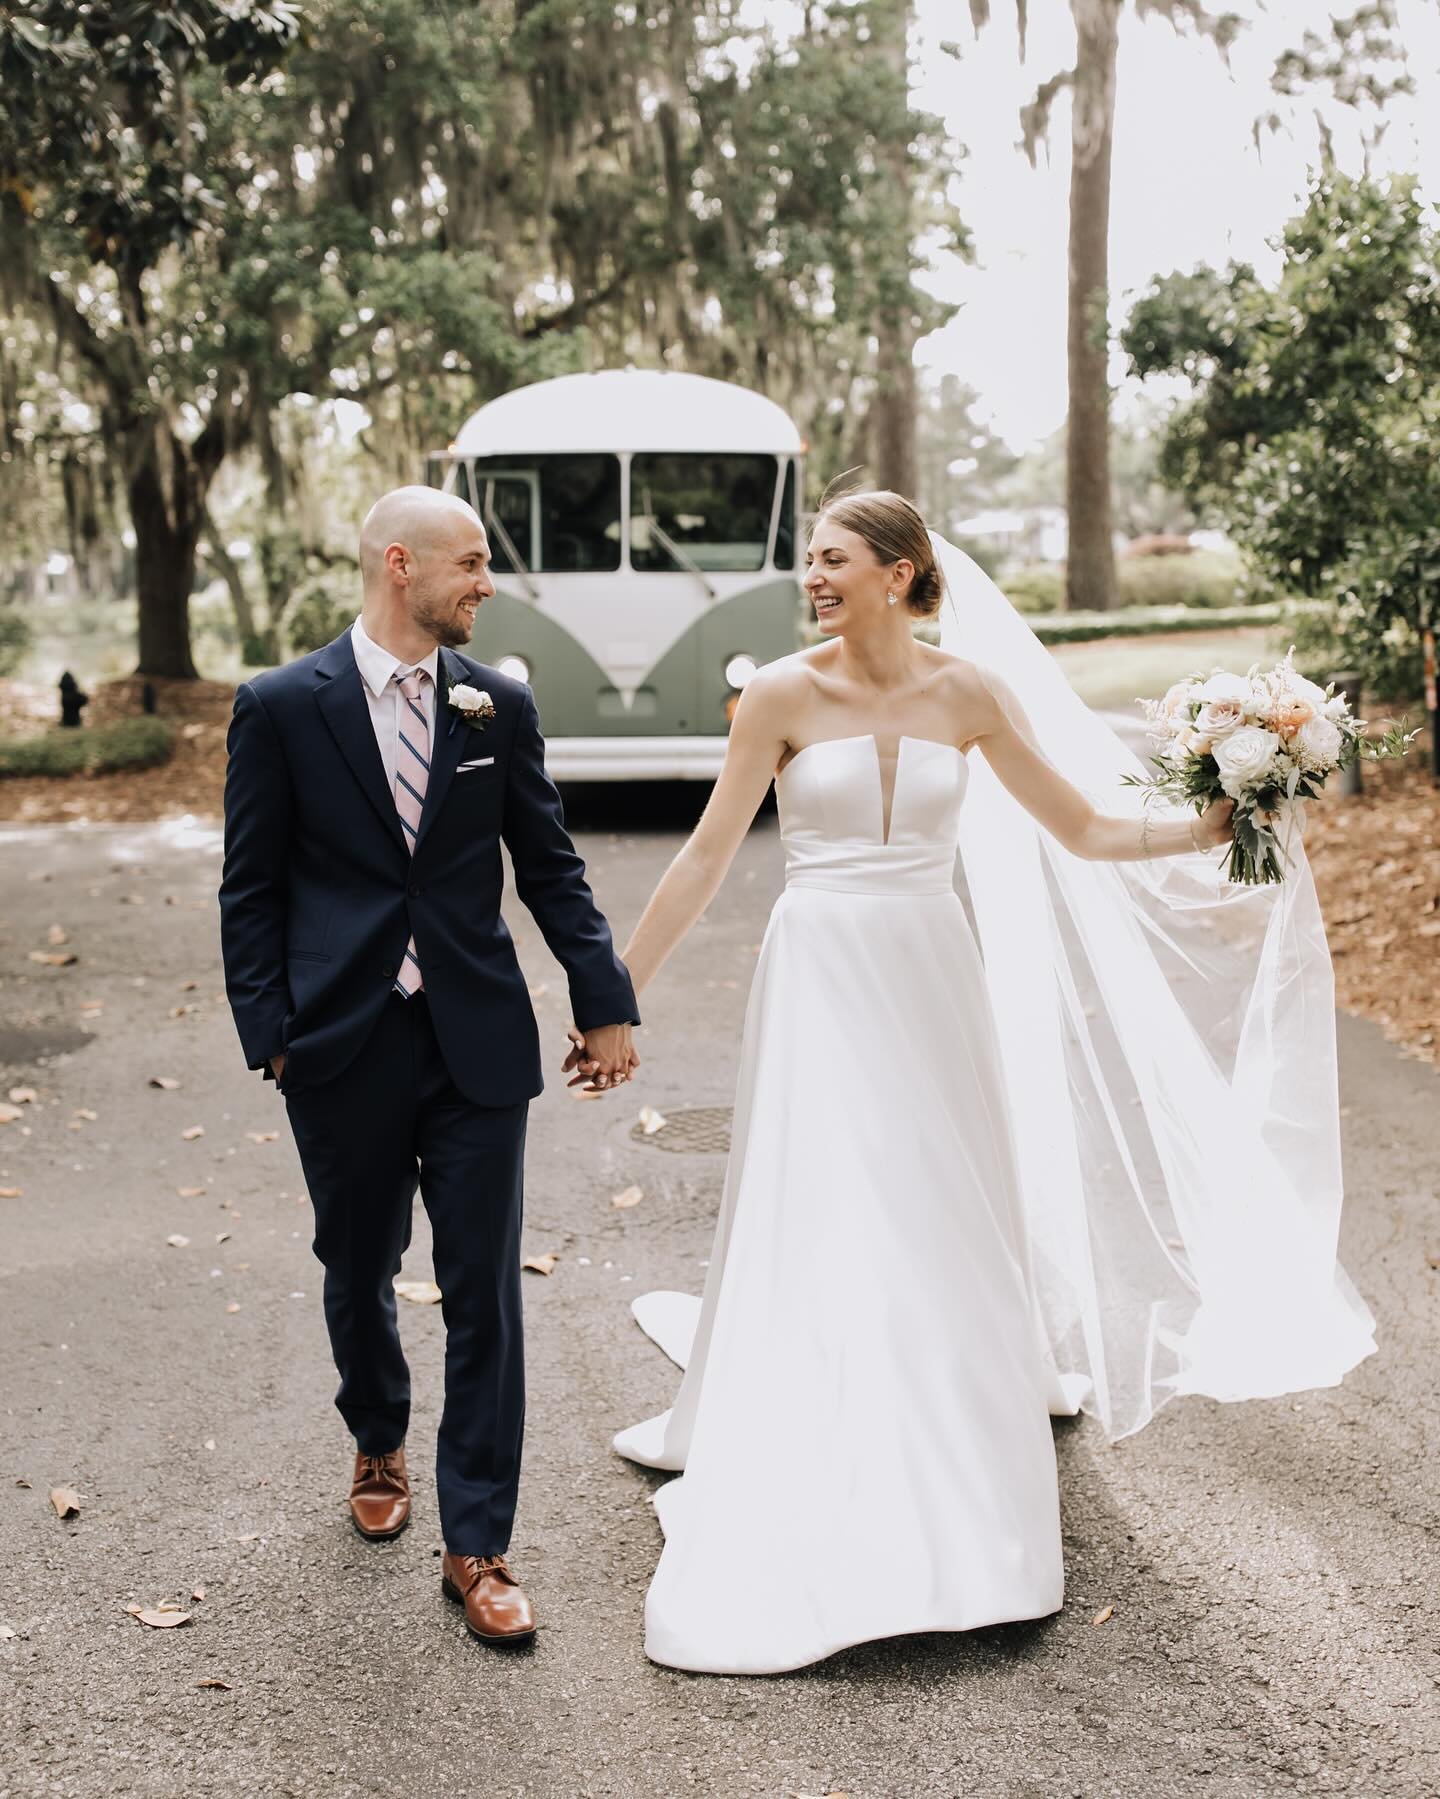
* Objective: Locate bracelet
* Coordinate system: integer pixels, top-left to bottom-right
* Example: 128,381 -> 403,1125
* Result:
1139,811 -> 1153,858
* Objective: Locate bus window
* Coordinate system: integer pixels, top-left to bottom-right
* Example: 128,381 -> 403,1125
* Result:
773,458 -> 797,570
472,454 -> 621,573
630,454 -> 775,574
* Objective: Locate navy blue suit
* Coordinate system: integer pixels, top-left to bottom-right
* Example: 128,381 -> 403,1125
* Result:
220,630 -> 636,1553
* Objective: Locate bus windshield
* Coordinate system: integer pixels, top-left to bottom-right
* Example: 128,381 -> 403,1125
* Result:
466,454 -> 621,573
629,453 -> 778,573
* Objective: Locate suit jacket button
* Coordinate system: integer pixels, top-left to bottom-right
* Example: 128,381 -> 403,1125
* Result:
381,963 -> 396,980
408,882 -> 423,897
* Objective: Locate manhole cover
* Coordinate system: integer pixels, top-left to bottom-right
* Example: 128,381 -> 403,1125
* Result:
630,1106 -> 733,1155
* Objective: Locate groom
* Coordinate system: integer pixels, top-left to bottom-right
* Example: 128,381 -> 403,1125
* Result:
220,485 -> 638,1644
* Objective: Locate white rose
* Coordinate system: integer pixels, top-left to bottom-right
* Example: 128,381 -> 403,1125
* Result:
1276,664 -> 1328,710
1212,725 -> 1282,798
1295,713 -> 1343,771
1161,679 -> 1200,717
1323,693 -> 1350,721
449,683 -> 486,712
1198,671 -> 1251,706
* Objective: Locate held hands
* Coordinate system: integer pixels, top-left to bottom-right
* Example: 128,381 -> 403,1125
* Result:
563,1022 -> 639,1094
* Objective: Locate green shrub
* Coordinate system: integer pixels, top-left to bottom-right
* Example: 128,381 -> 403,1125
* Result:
286,569 -> 357,656
0,607 -> 33,676
1000,566 -> 1064,614
1276,595 -> 1424,704
0,716 -> 176,777
1003,550 -> 1248,615
1030,601 -> 1307,644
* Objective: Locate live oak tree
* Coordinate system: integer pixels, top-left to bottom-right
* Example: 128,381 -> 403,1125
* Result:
2,0 -> 960,675
0,0 -> 302,677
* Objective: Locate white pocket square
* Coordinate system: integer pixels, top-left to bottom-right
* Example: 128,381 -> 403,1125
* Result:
457,757 -> 495,771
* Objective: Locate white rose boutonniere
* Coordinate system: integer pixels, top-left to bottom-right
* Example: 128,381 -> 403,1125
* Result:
446,682 -> 497,732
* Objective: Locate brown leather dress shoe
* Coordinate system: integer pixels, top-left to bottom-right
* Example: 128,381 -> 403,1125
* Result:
348,1448 -> 410,1540
441,1551 -> 537,1644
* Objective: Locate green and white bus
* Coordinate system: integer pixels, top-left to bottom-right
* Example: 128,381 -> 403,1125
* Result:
426,369 -> 805,779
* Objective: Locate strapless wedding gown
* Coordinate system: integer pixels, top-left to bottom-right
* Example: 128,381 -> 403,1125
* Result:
615,735 -> 1065,1675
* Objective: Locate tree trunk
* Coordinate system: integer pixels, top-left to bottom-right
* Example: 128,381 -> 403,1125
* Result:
1065,0 -> 1120,612
201,504 -> 270,664
130,435 -> 203,678
869,0 -> 918,497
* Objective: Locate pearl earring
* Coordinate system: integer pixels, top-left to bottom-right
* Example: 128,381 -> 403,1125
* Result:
886,591 -> 898,607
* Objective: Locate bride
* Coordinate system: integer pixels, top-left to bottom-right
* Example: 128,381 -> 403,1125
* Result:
593,489 -> 1375,1676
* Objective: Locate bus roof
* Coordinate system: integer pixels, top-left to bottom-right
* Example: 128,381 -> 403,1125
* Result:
448,370 -> 804,458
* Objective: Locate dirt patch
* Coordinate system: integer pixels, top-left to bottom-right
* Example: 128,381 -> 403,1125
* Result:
0,675 -> 235,825
1,674 -> 1436,1065
1304,745 -> 1440,1068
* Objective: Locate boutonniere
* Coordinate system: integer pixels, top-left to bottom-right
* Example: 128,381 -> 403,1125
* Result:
446,683 -> 496,732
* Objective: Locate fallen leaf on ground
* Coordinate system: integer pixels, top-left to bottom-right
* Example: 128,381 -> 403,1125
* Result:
570,1086 -> 604,1101
166,1234 -> 191,1249
1092,1604 -> 1115,1627
0,1187 -> 22,1199
225,1303 -> 241,1314
149,1076 -> 181,1090
177,1186 -> 206,1199
234,1532 -> 260,1543
136,1609 -> 191,1629
196,1677 -> 231,1690
393,1279 -> 442,1305
49,1487 -> 80,1519
15,1478 -> 31,1489
47,925 -> 68,946
637,1105 -> 667,1135
72,1108 -> 98,1122
0,1625 -> 16,1641
28,950 -> 77,967
611,1185 -> 643,1209
191,1587 -> 205,1601
521,1254 -> 558,1276
245,1131 -> 278,1144
179,980 -> 198,991
180,1125 -> 204,1141
1427,1252 -> 1440,1271
215,1231 -> 231,1244
0,1104 -> 24,1125
124,1604 -> 142,1615
8,1087 -> 37,1104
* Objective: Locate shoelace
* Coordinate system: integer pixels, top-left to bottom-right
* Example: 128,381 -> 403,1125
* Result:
455,1555 -> 515,1588
356,1454 -> 405,1493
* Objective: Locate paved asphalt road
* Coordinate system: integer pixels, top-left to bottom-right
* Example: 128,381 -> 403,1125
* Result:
0,795 -> 1436,1799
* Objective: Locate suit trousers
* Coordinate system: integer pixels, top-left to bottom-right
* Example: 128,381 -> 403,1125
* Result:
283,990 -> 527,1556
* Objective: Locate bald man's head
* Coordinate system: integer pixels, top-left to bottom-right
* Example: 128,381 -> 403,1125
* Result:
358,485 -> 494,649
359,486 -> 482,585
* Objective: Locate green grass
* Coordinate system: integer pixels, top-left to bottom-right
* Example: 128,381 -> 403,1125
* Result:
1049,627 -> 1277,713
0,716 -> 177,778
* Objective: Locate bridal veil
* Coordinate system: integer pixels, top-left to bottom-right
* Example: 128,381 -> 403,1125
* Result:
934,533 -> 1375,1438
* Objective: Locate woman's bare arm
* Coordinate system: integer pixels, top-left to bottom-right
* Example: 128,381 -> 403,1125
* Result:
620,674 -> 792,993
967,667 -> 1232,860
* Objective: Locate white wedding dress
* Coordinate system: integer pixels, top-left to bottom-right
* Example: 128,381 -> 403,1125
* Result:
614,734 -> 1067,1675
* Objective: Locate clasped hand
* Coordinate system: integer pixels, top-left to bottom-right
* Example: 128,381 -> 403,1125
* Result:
563,1022 -> 639,1093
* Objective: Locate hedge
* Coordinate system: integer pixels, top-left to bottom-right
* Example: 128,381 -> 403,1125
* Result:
1028,602 -> 1309,645
0,716 -> 177,777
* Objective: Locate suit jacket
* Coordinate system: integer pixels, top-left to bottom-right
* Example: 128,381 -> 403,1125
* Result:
219,631 -> 638,1106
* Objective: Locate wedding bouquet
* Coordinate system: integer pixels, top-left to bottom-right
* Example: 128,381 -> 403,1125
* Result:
1128,653 -> 1414,885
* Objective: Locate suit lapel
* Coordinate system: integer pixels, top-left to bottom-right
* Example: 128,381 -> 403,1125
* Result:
414,647 -> 471,851
313,634 -> 408,856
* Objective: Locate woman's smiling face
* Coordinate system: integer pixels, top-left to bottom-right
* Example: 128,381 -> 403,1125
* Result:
803,519 -> 892,634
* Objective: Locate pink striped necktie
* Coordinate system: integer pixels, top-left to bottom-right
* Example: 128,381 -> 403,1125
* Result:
392,668 -> 430,997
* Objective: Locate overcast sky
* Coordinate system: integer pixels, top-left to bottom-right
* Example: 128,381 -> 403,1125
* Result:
907,0 -> 1440,448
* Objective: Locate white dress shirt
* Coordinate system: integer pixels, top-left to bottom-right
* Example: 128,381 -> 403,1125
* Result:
350,617 -> 439,790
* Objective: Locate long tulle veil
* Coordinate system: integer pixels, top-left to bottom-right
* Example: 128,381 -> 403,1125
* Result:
933,533 -> 1375,1438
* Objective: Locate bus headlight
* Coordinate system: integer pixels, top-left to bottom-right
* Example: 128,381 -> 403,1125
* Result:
496,655 -> 530,683
724,653 -> 758,690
